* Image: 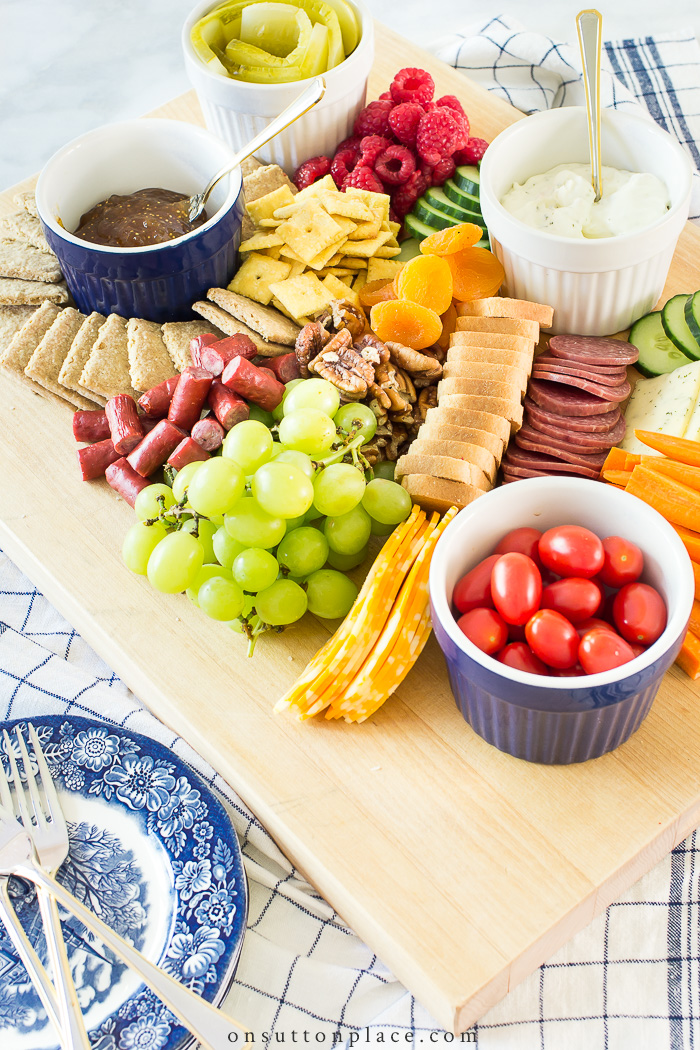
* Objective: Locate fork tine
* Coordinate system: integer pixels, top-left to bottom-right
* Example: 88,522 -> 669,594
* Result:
0,743 -> 13,814
14,727 -> 45,829
27,723 -> 64,833
2,730 -> 31,830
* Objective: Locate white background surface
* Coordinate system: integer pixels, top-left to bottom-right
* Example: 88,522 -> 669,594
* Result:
1,1 -> 699,189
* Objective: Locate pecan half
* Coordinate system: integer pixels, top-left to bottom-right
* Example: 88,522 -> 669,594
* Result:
417,386 -> 438,419
329,299 -> 367,340
308,330 -> 375,397
295,322 -> 331,378
386,424 -> 408,461
355,332 -> 390,365
386,341 -> 443,380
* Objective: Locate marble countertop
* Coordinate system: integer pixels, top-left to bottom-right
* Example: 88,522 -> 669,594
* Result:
2,1 -> 699,189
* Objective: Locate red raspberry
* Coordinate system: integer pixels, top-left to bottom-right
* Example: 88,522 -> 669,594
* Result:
436,95 -> 469,126
416,109 -> 461,166
293,155 -> 332,191
390,67 -> 434,106
343,165 -> 385,194
331,145 -> 360,188
453,137 -> 489,165
374,145 -> 416,185
335,135 -> 362,154
434,103 -> 469,150
378,91 -> 393,101
353,99 -> 394,138
392,169 -> 430,218
428,155 -> 456,186
388,102 -> 424,148
358,135 -> 392,167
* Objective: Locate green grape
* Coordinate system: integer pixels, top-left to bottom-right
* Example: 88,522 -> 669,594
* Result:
324,504 -> 371,555
254,579 -> 308,626
284,378 -> 340,419
230,595 -> 256,633
372,460 -> 396,482
172,460 -> 203,502
209,514 -> 225,526
247,404 -> 275,427
222,419 -> 273,473
278,409 -> 336,457
212,526 -> 246,568
313,463 -> 365,517
303,507 -> 325,526
272,378 -> 305,422
232,548 -> 279,592
269,441 -> 285,458
134,483 -> 176,522
252,461 -> 314,518
180,517 -> 217,563
186,563 -> 232,605
334,402 -> 378,442
370,516 -> 395,537
147,531 -> 204,593
186,458 -> 245,518
224,497 -> 286,548
277,527 -> 329,577
361,478 -> 412,525
305,569 -> 358,619
327,545 -> 368,571
284,513 -> 306,531
122,521 -> 168,575
198,576 -> 246,621
275,449 -> 314,479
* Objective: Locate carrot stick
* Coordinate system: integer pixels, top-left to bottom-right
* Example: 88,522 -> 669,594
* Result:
634,430 -> 700,466
626,465 -> 700,531
676,630 -> 700,680
601,447 -> 629,472
607,485 -> 627,491
624,453 -> 642,470
602,469 -> 632,486
689,598 -> 700,637
692,561 -> 700,601
641,455 -> 700,492
672,523 -> 700,562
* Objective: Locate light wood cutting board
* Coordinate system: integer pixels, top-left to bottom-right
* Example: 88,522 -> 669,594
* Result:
2,22 -> 700,1035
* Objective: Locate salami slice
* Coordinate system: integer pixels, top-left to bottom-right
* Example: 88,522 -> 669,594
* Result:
534,354 -> 627,385
527,413 -> 626,448
523,395 -> 621,431
501,449 -> 601,479
514,430 -> 608,468
527,378 -> 620,417
548,334 -> 639,367
531,369 -> 631,402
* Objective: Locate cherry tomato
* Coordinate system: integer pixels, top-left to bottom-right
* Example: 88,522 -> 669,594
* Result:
549,663 -> 587,677
598,535 -> 644,588
525,609 -> 580,668
628,642 -> 647,658
453,554 -> 500,614
612,582 -> 667,645
540,577 -> 603,623
538,525 -> 604,579
579,627 -> 636,674
490,553 -> 542,625
493,527 -> 543,565
457,607 -> 508,655
497,641 -> 549,675
575,616 -> 617,639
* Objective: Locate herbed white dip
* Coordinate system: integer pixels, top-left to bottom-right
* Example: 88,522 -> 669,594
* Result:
500,162 -> 670,238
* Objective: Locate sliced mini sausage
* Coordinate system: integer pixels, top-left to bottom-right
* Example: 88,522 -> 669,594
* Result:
168,367 -> 213,431
105,394 -> 145,455
138,375 -> 181,419
73,409 -> 110,443
105,458 -> 152,506
77,438 -> 121,481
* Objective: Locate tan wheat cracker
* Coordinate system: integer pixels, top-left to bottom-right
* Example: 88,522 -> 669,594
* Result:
59,312 -> 108,405
0,300 -> 61,371
0,238 -> 62,283
161,318 -> 225,372
25,307 -> 95,408
0,305 -> 37,358
80,313 -> 137,400
127,318 -> 178,392
13,191 -> 39,218
0,211 -> 53,254
190,302 -> 288,357
0,277 -> 69,306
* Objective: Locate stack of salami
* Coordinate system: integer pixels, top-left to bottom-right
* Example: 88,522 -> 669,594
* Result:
501,335 -> 638,482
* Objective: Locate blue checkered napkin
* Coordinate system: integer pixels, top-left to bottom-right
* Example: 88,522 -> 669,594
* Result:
433,15 -> 700,222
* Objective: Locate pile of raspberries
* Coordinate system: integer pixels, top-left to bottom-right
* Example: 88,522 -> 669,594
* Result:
292,66 -> 489,225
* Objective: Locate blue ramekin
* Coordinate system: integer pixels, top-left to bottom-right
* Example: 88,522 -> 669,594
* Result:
429,477 -> 694,764
35,119 -> 245,323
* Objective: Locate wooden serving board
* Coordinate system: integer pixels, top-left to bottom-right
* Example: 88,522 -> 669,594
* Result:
3,23 -> 700,1035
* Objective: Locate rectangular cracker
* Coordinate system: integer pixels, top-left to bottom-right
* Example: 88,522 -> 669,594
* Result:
207,287 -> 300,346
0,211 -> 53,254
0,277 -> 69,306
80,313 -> 137,400
127,318 -> 178,392
190,302 -> 288,357
0,238 -> 62,283
13,191 -> 39,218
25,307 -> 95,409
0,300 -> 62,371
0,305 -> 37,357
58,312 -> 108,405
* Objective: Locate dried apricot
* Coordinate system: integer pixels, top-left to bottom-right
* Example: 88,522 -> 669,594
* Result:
446,247 -> 505,301
395,254 -> 453,315
359,279 -> 397,308
419,222 -> 484,256
370,300 -> 443,350
436,302 -> 458,351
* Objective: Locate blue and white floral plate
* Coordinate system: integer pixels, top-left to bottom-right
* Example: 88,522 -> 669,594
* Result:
0,716 -> 248,1050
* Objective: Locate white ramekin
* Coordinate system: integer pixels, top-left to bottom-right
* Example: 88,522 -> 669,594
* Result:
479,107 -> 693,335
182,0 -> 375,175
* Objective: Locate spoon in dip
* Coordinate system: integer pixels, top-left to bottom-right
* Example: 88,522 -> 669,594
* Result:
576,9 -> 603,202
186,75 -> 326,224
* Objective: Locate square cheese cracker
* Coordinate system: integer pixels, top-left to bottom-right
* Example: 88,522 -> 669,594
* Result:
228,253 -> 292,306
277,202 -> 350,266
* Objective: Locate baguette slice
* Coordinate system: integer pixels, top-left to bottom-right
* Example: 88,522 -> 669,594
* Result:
438,392 -> 524,430
447,344 -> 534,370
419,420 -> 505,462
400,473 -> 483,513
442,360 -> 529,395
395,452 -> 491,491
449,330 -> 535,354
409,437 -> 497,483
438,376 -> 524,401
456,296 -> 554,328
423,404 -> 511,446
455,315 -> 540,341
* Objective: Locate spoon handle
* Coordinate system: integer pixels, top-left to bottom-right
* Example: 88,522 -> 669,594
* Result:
577,9 -> 603,201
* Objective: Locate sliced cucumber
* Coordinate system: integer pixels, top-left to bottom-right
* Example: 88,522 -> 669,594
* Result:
396,237 -> 422,262
443,179 -> 482,213
413,198 -> 457,231
454,165 -> 481,195
661,293 -> 700,360
685,291 -> 700,345
425,186 -> 482,221
629,310 -> 693,377
404,214 -> 437,241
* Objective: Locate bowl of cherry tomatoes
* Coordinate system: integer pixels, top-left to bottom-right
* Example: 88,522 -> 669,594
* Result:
429,476 -> 694,764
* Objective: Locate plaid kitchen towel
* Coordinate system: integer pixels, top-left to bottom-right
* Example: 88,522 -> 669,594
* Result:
433,17 -> 700,222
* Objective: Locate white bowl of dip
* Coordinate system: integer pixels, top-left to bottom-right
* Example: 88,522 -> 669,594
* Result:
479,107 -> 692,335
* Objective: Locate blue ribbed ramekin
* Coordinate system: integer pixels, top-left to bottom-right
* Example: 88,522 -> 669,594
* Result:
35,119 -> 244,323
429,477 -> 694,764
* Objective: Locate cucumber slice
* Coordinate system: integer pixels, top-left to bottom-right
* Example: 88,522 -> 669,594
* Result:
454,165 -> 481,195
443,179 -> 482,213
425,187 -> 481,221
629,310 -> 693,377
414,198 -> 462,231
404,214 -> 436,241
661,293 -> 700,360
396,237 -> 422,262
685,291 -> 700,345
